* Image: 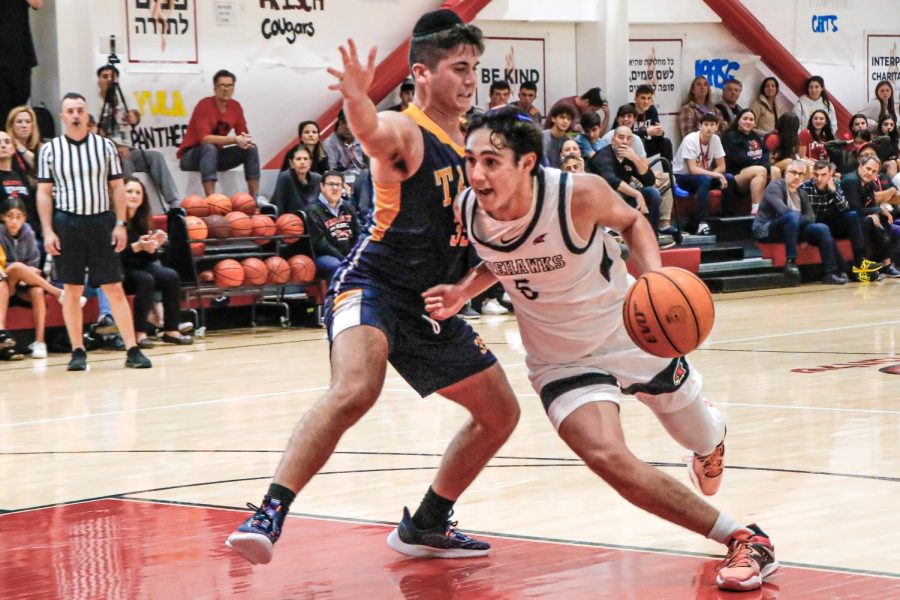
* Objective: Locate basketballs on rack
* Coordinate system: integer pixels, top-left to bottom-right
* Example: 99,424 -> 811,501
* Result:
241,257 -> 268,285
185,216 -> 208,241
231,192 -> 258,216
288,254 -> 316,283
214,259 -> 244,288
250,215 -> 276,245
182,195 -> 208,217
276,213 -> 305,244
264,256 -> 291,285
225,211 -> 253,237
206,193 -> 232,216
203,215 -> 231,239
198,269 -> 215,284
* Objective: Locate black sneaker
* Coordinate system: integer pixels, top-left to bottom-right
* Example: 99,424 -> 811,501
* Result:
882,264 -> 900,278
94,314 -> 119,336
125,346 -> 152,368
386,506 -> 490,558
67,348 -> 88,371
0,347 -> 26,361
821,272 -> 846,285
0,330 -> 16,349
784,259 -> 801,281
226,497 -> 287,565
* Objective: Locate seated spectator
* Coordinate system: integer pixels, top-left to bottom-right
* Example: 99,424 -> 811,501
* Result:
509,81 -> 542,124
793,76 -> 838,136
543,87 -> 608,134
753,160 -> 846,283
486,80 -> 511,110
631,84 -> 673,160
873,114 -> 899,179
542,103 -> 575,169
120,177 -> 192,348
177,69 -> 261,199
672,113 -> 736,234
574,111 -> 607,160
858,144 -> 900,215
600,105 -> 646,158
858,80 -> 896,129
715,79 -> 744,127
306,171 -> 360,283
766,113 -> 814,176
387,80 -> 415,112
280,120 -> 330,174
272,146 -> 322,214
832,114 -> 872,174
0,196 -> 69,358
0,130 -> 36,232
800,160 -> 871,280
750,77 -> 781,137
678,76 -> 722,137
722,109 -> 781,213
561,154 -> 585,173
799,109 -> 835,163
5,105 -> 41,191
95,65 -> 181,209
323,110 -> 366,186
586,126 -> 662,237
840,156 -> 900,277
560,138 -> 581,159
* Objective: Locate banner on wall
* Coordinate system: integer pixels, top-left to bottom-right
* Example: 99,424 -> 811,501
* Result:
793,1 -> 854,66
474,37 -> 546,112
244,0 -> 339,68
689,49 -> 760,94
866,34 -> 900,101
125,0 -> 199,64
628,39 -> 682,115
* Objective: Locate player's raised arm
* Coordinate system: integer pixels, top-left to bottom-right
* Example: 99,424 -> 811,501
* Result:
328,39 -> 422,183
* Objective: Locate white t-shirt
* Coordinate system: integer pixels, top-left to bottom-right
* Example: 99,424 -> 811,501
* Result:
672,131 -> 725,175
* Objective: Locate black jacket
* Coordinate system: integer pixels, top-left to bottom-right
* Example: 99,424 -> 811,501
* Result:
305,199 -> 360,259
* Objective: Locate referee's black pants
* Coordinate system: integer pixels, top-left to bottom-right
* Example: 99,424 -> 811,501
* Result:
123,261 -> 182,334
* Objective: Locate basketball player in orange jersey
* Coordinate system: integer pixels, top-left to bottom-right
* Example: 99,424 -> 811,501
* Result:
226,10 -> 520,565
422,108 -> 778,592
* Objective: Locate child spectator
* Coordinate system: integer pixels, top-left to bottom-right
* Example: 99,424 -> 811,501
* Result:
859,81 -> 897,129
873,114 -> 899,179
542,103 -> 575,168
631,84 -> 673,160
543,87 -> 608,134
750,77 -> 780,137
722,109 -> 780,214
799,109 -> 835,163
793,76 -> 838,136
765,113 -> 813,177
574,111 -> 607,160
509,81 -> 542,124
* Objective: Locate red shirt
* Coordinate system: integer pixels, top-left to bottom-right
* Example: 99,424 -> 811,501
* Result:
798,129 -> 829,161
177,96 -> 249,158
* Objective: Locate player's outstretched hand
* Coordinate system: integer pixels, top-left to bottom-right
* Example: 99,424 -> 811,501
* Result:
327,39 -> 377,103
422,284 -> 467,321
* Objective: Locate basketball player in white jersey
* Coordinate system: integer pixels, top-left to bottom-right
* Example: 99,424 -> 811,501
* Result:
422,108 -> 778,592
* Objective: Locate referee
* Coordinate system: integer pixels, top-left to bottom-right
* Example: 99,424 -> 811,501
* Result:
37,92 -> 151,371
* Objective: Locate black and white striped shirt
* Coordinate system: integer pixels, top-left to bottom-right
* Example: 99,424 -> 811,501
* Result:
37,133 -> 123,215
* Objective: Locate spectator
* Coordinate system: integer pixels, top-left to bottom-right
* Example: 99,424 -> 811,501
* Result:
722,109 -> 780,214
5,105 -> 41,192
678,76 -> 722,137
765,113 -> 813,176
586,126 -> 662,236
840,155 -> 900,277
177,69 -> 261,199
487,80 -> 511,110
37,92 -> 151,370
542,103 -> 575,169
750,77 -> 780,137
859,80 -> 896,129
509,81 -> 542,124
672,113 -> 736,234
858,144 -> 900,216
560,154 -> 585,173
280,120 -> 330,174
0,1 -> 42,123
323,109 -> 366,185
799,109 -> 835,163
305,171 -> 359,283
793,76 -> 838,136
0,244 -> 20,359
753,160 -> 846,283
833,114 -> 872,174
631,84 -> 673,160
800,160 -> 871,280
600,105 -> 646,158
120,176 -> 192,348
95,65 -> 181,210
560,138 -> 581,159
543,87 -> 608,134
0,130 -> 36,231
715,79 -> 744,126
873,114 -> 899,179
388,80 -> 415,112
574,111 -> 608,160
272,146 -> 322,214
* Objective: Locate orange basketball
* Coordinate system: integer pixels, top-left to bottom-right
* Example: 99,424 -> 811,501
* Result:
241,257 -> 268,286
276,213 -> 305,244
182,195 -> 208,217
231,192 -> 258,216
265,256 -> 291,285
250,215 -> 276,245
623,267 -> 714,358
203,215 -> 231,239
206,193 -> 232,216
225,211 -> 253,237
185,216 -> 208,241
288,254 -> 317,283
198,269 -> 215,284
191,242 -> 205,257
214,258 -> 244,288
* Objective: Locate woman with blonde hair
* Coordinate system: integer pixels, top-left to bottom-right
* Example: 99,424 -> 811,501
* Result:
677,76 -> 722,137
5,106 -> 41,187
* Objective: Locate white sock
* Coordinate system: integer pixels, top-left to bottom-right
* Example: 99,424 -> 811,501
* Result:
653,397 -> 725,457
707,512 -> 750,545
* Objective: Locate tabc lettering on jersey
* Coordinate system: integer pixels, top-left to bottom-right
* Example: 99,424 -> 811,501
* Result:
485,255 -> 566,277
434,166 -> 465,207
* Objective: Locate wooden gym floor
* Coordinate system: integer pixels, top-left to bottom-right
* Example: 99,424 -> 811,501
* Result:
1,280 -> 899,599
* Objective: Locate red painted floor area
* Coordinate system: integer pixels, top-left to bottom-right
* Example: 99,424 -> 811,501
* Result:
1,499 -> 896,599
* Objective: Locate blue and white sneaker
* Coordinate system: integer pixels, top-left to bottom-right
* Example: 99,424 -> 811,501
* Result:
386,507 -> 490,558
225,498 -> 286,565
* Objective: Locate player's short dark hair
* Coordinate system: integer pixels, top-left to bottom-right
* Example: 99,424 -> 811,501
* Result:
549,103 -> 576,120
96,64 -> 120,78
400,81 -> 415,93
635,84 -> 655,96
520,81 -> 537,92
699,113 -> 720,125
580,87 -> 604,108
467,106 -> 543,175
409,9 -> 484,71
489,80 -> 511,94
581,111 -> 602,131
213,69 -> 236,85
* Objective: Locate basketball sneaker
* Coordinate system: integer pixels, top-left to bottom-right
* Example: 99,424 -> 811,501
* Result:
716,524 -> 779,591
850,259 -> 884,283
386,507 -> 491,558
689,437 -> 725,496
226,498 -> 286,565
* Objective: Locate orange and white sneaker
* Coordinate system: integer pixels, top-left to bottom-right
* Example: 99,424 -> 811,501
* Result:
716,524 -> 779,591
689,436 -> 725,496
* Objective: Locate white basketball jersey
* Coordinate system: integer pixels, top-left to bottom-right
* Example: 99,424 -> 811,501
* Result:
459,168 -> 633,365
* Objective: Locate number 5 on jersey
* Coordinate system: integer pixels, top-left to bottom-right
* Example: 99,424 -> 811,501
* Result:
514,278 -> 539,300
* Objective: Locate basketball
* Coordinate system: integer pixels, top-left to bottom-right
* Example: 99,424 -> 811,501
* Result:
231,192 -> 258,216
623,267 -> 714,358
288,254 -> 317,283
214,258 -> 244,287
241,257 -> 268,286
225,211 -> 253,237
276,213 -> 305,244
198,269 -> 215,284
191,242 -> 205,257
203,215 -> 232,239
206,193 -> 232,216
265,256 -> 291,284
185,216 -> 208,241
182,195 -> 208,217
250,214 -> 276,245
